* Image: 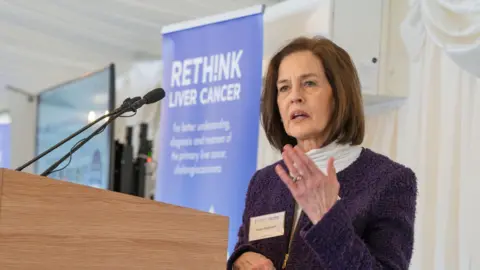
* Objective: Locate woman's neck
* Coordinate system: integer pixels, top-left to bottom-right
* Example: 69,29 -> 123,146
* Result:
296,138 -> 325,152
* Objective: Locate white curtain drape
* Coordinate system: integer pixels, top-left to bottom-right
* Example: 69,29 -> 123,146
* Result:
400,1 -> 479,269
401,0 -> 480,76
363,1 -> 480,269
364,37 -> 480,270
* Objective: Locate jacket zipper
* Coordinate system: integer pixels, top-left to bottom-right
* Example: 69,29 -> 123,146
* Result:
282,239 -> 293,269
282,210 -> 301,269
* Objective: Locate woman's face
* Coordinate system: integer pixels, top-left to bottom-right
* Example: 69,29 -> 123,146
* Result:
276,50 -> 333,144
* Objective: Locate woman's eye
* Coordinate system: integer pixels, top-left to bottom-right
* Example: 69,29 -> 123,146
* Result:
278,85 -> 289,92
304,80 -> 316,87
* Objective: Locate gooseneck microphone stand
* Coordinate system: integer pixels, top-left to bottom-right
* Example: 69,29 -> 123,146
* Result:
17,88 -> 165,176
40,88 -> 164,177
15,113 -> 111,172
40,109 -> 122,177
15,97 -> 140,172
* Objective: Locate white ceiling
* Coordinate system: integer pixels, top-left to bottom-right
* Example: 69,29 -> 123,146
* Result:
0,0 -> 281,94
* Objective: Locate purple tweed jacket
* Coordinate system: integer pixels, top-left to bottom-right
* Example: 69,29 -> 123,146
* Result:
227,148 -> 417,270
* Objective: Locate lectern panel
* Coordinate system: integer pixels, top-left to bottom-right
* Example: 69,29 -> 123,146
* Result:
0,169 -> 228,270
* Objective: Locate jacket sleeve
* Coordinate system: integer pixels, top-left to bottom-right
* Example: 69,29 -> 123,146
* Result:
300,167 -> 417,270
226,170 -> 264,269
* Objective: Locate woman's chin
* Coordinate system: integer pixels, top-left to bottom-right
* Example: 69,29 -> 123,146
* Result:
289,130 -> 318,141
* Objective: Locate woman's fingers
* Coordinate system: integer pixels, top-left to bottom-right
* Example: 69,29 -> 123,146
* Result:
283,145 -> 311,177
292,145 -> 319,176
275,164 -> 298,194
281,145 -> 299,177
327,157 -> 336,179
253,260 -> 275,270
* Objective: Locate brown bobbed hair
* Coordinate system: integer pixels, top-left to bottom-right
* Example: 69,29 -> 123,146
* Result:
261,36 -> 365,151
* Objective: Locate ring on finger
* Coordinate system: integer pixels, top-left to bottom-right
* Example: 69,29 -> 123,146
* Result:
292,162 -> 306,177
291,175 -> 303,183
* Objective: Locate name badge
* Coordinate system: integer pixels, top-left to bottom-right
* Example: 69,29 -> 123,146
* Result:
249,211 -> 285,242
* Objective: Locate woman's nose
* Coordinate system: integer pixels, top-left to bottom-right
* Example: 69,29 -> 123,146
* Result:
289,86 -> 304,104
290,96 -> 303,104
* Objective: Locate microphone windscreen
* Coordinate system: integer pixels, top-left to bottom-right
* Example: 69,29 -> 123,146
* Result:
144,88 -> 166,104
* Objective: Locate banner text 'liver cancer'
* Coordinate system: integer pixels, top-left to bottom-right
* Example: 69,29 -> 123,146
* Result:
168,50 -> 243,107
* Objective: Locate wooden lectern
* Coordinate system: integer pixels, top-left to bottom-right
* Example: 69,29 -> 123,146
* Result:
0,169 -> 229,269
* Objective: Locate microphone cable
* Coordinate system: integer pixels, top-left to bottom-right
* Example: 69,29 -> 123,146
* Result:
48,110 -> 138,176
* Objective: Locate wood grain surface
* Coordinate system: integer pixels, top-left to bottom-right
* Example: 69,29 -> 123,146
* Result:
0,169 -> 229,270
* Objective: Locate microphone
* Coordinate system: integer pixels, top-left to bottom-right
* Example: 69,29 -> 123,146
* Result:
15,93 -> 147,172
40,88 -> 165,177
113,96 -> 141,114
131,88 -> 166,110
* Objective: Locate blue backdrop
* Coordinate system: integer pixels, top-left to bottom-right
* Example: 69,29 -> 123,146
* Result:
0,124 -> 11,168
156,9 -> 264,255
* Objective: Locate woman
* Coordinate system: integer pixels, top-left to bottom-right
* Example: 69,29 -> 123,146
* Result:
228,37 -> 417,270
